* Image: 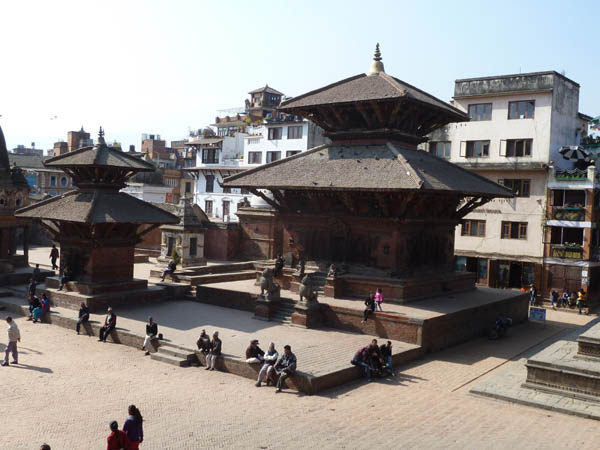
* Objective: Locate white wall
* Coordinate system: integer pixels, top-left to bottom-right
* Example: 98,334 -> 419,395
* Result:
243,121 -> 309,166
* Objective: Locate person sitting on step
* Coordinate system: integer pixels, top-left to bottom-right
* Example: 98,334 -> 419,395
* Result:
28,295 -> 41,321
245,339 -> 265,364
196,329 -> 211,355
76,301 -> 89,334
274,344 -> 297,393
142,316 -> 158,355
98,307 -> 117,342
205,331 -> 222,371
256,342 -> 279,387
160,259 -> 177,282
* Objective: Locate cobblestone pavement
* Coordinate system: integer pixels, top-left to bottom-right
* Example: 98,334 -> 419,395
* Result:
2,308 -> 600,450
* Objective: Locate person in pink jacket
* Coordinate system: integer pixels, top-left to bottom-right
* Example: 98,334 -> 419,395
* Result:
374,288 -> 384,311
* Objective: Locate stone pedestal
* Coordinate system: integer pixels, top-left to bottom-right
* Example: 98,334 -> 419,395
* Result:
291,300 -> 322,328
254,295 -> 280,321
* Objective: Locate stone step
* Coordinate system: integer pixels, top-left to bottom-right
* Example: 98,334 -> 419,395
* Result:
150,352 -> 191,367
186,270 -> 256,286
156,345 -> 197,361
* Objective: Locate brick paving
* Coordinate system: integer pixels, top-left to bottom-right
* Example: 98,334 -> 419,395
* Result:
2,307 -> 600,449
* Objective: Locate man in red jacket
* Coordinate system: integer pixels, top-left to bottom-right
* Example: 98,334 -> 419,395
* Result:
106,420 -> 131,450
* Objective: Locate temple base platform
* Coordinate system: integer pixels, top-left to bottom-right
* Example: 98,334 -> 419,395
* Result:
0,265 -> 54,286
39,276 -> 169,312
195,279 -> 529,353
523,322 -> 600,401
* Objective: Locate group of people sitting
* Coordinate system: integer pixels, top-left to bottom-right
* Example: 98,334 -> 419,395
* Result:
351,339 -> 394,382
245,339 -> 297,392
550,288 -> 587,314
27,279 -> 50,323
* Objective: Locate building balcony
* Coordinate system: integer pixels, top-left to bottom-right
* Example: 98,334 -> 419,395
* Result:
549,244 -> 584,260
549,165 -> 597,185
551,206 -> 587,221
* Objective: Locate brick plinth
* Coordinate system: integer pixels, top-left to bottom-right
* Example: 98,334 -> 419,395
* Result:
291,301 -> 322,328
254,296 -> 279,320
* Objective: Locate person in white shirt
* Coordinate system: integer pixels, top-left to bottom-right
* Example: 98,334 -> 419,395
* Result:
2,317 -> 21,366
256,342 -> 279,387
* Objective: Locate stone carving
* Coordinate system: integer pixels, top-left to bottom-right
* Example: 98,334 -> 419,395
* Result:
238,196 -> 251,208
299,275 -> 318,303
295,258 -> 306,277
327,264 -> 337,278
259,268 -> 280,301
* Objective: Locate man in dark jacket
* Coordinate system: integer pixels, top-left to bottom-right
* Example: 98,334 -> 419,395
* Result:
197,329 -> 211,354
361,292 -> 376,323
205,331 -> 222,371
142,316 -> 158,355
274,344 -> 297,393
98,307 -> 117,342
161,260 -> 177,281
245,339 -> 265,363
76,301 -> 89,335
27,278 -> 37,300
379,340 -> 394,376
49,245 -> 59,270
27,295 -> 41,321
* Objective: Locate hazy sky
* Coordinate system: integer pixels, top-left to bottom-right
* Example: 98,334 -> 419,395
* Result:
1,0 -> 598,153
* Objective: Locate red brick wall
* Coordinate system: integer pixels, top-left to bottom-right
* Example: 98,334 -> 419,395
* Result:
86,247 -> 134,282
205,227 -> 240,261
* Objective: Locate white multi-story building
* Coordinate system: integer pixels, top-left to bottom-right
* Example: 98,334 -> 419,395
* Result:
186,133 -> 248,222
244,117 -> 327,166
422,71 -> 589,291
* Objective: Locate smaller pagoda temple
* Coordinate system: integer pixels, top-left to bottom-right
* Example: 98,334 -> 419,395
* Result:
0,125 -> 31,277
16,128 -> 178,310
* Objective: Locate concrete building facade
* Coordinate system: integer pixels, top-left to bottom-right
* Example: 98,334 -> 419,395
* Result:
423,71 -> 588,292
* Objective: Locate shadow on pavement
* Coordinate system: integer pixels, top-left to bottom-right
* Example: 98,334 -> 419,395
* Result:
9,363 -> 53,374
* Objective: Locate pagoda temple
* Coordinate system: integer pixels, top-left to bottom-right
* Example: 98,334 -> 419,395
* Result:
16,128 -> 178,310
223,45 -> 513,302
0,125 -> 31,275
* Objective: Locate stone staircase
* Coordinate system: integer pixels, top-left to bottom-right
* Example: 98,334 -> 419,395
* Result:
151,345 -> 198,367
271,298 -> 296,324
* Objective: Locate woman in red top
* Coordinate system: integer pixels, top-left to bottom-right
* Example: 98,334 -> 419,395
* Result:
106,420 -> 131,450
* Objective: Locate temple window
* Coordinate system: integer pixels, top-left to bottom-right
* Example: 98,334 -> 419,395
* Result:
468,103 -> 492,121
501,221 -> 528,239
61,176 -> 68,187
287,126 -> 303,139
461,219 -> 486,237
189,237 -> 197,256
50,175 -> 57,187
508,100 -> 535,119
498,179 -> 530,197
429,141 -> 451,158
266,151 -> 281,163
268,128 -> 282,140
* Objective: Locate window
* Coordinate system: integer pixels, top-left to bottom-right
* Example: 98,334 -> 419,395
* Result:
189,237 -> 197,256
266,151 -> 281,163
202,148 -> 219,164
60,176 -> 68,187
287,126 -> 303,139
461,220 -> 486,237
498,179 -> 530,197
501,221 -> 528,239
248,137 -> 261,145
248,152 -> 262,164
50,176 -> 57,187
223,200 -> 230,217
551,189 -> 586,207
506,139 -> 532,157
508,100 -> 535,119
550,227 -> 584,245
466,140 -> 490,158
241,188 -> 250,195
468,103 -> 492,121
185,182 -> 191,194
430,141 -> 451,159
204,200 -> 213,216
205,175 -> 214,193
223,187 -> 231,194
268,127 -> 282,140
286,151 -> 301,158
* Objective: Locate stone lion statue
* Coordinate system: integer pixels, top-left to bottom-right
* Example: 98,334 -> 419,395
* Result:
299,275 -> 318,303
259,268 -> 280,301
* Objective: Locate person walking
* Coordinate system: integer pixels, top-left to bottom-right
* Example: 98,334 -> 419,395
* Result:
123,405 -> 144,449
142,317 -> 158,355
2,317 -> 20,366
106,420 -> 131,450
49,245 -> 59,271
274,344 -> 297,393
529,284 -> 537,306
256,342 -> 279,387
205,331 -> 221,371
76,301 -> 90,335
577,288 -> 587,315
374,288 -> 384,312
98,307 -> 117,342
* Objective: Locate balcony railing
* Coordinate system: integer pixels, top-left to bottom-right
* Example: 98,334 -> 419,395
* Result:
550,245 -> 584,259
552,206 -> 586,221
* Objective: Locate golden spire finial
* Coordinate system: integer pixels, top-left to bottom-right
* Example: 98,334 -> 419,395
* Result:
368,43 -> 385,75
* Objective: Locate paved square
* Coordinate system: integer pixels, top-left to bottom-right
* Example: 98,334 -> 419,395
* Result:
2,306 -> 600,449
